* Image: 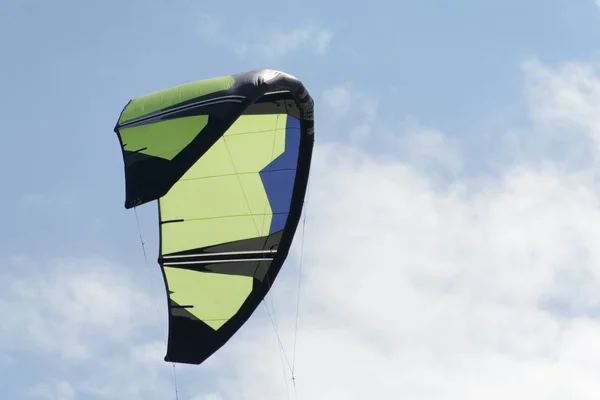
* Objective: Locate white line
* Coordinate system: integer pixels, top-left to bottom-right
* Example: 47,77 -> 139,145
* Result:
165,258 -> 274,265
162,249 -> 277,259
263,90 -> 291,95
120,95 -> 246,127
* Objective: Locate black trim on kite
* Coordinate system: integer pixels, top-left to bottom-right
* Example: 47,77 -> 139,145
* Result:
115,69 -> 314,365
161,219 -> 184,224
126,147 -> 148,155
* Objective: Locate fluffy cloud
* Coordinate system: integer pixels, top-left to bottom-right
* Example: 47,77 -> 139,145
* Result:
28,381 -> 75,400
322,84 -> 378,143
321,84 -> 461,176
0,256 -> 184,400
385,118 -> 463,175
244,25 -> 332,59
0,256 -> 155,360
522,59 -> 600,166
189,59 -> 600,399
196,15 -> 332,60
7,56 -> 600,399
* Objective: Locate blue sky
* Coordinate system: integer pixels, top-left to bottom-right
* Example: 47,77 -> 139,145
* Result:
4,0 -> 600,399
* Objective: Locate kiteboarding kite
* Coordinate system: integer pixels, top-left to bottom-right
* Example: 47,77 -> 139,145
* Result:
113,69 -> 314,365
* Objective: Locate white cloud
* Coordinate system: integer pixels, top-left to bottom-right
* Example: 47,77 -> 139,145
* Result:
8,54 -> 600,399
322,85 -> 354,118
0,253 -> 278,400
322,84 -> 378,143
196,15 -> 332,60
196,15 -> 222,42
322,84 -> 377,120
169,58 -> 600,399
18,193 -> 75,209
0,256 -> 157,360
19,193 -> 46,206
521,59 -> 600,163
248,25 -> 333,59
385,118 -> 464,175
321,84 -> 461,176
191,394 -> 225,400
0,256 -> 197,400
28,381 -> 75,400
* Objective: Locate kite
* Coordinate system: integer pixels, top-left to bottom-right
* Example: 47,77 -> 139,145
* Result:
113,69 -> 314,365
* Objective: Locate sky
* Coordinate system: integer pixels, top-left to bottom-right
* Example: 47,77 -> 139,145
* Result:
4,0 -> 600,398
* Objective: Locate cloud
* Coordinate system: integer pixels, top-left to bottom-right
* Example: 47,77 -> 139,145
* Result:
385,118 -> 464,175
19,193 -> 46,207
195,15 -> 332,60
516,59 -> 600,167
195,14 -> 222,42
322,84 -> 377,120
215,145 -> 600,399
28,381 -> 75,400
245,25 -> 332,59
320,84 -> 461,176
523,58 -> 600,138
167,58 -> 600,399
321,84 -> 378,143
0,256 -> 156,360
190,394 -> 225,400
8,54 -> 600,399
0,256 -> 203,400
18,193 -> 75,209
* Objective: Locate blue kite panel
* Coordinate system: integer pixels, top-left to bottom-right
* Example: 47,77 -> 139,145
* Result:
260,116 -> 301,234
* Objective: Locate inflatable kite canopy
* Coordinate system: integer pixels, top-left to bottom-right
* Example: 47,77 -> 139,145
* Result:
113,69 -> 314,365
